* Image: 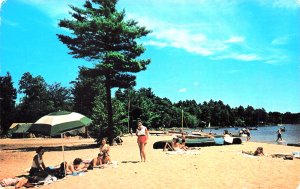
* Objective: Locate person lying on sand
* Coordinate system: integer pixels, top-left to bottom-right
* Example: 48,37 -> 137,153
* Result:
0,177 -> 28,189
90,152 -> 112,168
67,158 -> 89,174
242,147 -> 264,156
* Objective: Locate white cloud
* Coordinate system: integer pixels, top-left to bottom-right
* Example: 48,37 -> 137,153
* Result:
213,53 -> 261,62
134,15 -> 228,56
271,36 -> 289,45
224,36 -> 244,43
256,0 -> 300,9
233,54 -> 261,61
272,0 -> 300,9
264,54 -> 289,64
143,40 -> 168,48
178,88 -> 187,93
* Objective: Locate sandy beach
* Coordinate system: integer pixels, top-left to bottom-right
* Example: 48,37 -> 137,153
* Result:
1,135 -> 300,189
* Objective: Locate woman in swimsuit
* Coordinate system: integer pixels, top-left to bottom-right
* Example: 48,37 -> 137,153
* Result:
136,121 -> 149,162
99,138 -> 111,164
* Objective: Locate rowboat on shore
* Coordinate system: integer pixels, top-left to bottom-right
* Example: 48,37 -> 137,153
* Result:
148,130 -> 167,135
153,137 -> 242,149
287,143 -> 300,147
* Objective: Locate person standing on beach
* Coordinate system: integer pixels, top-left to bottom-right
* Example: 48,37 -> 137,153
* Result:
136,120 -> 148,162
245,128 -> 251,141
276,128 -> 283,142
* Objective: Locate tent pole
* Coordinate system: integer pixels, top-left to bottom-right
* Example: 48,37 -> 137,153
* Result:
61,133 -> 66,177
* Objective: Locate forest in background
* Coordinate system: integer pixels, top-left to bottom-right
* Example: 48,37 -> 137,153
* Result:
1,71 -> 299,138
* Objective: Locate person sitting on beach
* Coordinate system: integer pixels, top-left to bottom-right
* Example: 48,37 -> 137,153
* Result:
180,133 -> 189,150
114,136 -> 123,145
90,153 -> 102,167
29,146 -> 48,177
242,147 -> 264,156
98,138 -> 111,164
181,132 -> 186,146
163,138 -> 182,151
223,130 -> 231,137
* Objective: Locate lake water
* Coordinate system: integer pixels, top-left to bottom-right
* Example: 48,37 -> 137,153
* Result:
199,124 -> 300,145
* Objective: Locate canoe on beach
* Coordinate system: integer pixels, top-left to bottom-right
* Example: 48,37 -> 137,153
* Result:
287,143 -> 300,147
153,137 -> 242,149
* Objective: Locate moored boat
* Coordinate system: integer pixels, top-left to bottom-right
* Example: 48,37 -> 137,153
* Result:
287,143 -> 300,147
153,137 -> 242,149
148,130 -> 167,135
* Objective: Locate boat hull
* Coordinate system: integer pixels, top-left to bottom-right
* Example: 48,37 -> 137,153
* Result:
287,143 -> 300,147
153,137 -> 242,149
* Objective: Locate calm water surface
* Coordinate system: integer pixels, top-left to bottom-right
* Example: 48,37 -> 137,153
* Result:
199,124 -> 300,144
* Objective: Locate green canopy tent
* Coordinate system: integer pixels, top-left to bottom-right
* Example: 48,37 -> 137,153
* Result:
9,123 -> 33,138
12,123 -> 32,138
29,111 -> 92,175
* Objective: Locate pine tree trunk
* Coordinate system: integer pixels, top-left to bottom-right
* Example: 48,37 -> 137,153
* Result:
105,79 -> 114,145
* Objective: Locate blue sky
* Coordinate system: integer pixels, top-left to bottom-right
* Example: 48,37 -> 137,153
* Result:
0,0 -> 300,113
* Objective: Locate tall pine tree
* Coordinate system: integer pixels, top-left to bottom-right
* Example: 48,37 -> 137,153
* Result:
57,0 -> 151,144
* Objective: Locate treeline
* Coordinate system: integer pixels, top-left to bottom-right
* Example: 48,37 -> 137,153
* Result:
0,71 -> 300,136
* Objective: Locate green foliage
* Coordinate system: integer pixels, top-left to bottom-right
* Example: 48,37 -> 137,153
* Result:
0,72 -> 17,134
57,0 -> 151,144
16,72 -> 53,122
71,67 -> 105,117
15,72 -> 72,123
48,83 -> 73,111
90,91 -> 108,142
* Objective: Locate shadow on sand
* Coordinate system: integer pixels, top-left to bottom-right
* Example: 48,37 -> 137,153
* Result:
1,143 -> 99,152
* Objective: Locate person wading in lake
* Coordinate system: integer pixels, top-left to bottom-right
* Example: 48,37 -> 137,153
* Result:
136,120 -> 149,162
276,128 -> 283,142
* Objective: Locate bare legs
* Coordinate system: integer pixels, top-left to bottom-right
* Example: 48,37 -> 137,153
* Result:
138,142 -> 146,162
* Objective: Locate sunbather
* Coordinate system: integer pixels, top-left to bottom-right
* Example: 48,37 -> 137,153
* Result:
0,177 -> 28,189
90,152 -> 111,167
242,147 -> 264,156
67,158 -> 89,174
99,138 -> 111,164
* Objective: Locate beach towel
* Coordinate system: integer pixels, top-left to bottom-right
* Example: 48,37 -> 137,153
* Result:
241,152 -> 258,158
166,150 -> 200,155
